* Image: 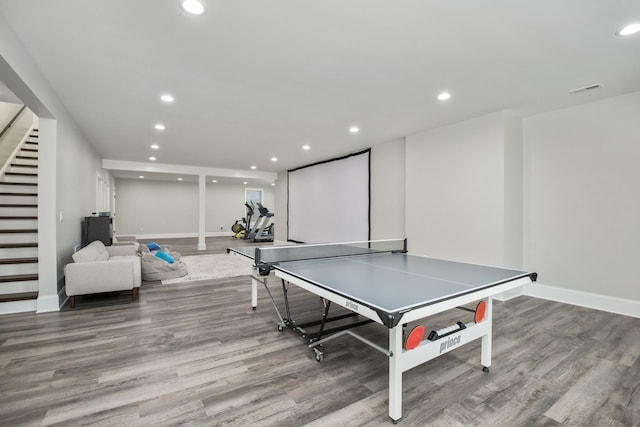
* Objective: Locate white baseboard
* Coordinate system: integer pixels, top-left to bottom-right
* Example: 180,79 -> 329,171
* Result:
524,283 -> 640,318
131,232 -> 234,240
493,285 -> 524,302
36,294 -> 60,313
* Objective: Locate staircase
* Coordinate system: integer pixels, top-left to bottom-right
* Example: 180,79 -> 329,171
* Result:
0,129 -> 39,314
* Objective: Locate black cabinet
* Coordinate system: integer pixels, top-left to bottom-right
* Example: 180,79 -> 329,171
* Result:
81,216 -> 112,247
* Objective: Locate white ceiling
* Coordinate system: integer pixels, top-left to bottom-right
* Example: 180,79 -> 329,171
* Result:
0,0 -> 639,177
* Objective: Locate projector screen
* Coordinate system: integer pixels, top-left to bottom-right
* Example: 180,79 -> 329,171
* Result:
288,149 -> 370,243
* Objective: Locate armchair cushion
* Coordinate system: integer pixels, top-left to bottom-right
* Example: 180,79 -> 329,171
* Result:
72,240 -> 110,263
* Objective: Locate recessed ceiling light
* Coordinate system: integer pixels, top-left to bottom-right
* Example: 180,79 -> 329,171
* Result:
139,175 -> 144,179
302,145 -> 311,150
150,144 -> 159,149
616,23 -> 640,36
212,179 -> 217,183
154,124 -> 165,131
160,94 -> 174,103
177,177 -> 183,181
243,181 -> 248,185
271,157 -> 278,162
437,92 -> 451,101
181,0 -> 205,15
149,156 -> 157,161
349,126 -> 360,134
250,165 -> 256,170
271,183 -> 275,186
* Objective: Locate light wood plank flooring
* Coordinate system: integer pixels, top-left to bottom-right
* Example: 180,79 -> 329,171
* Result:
1,237 -> 638,426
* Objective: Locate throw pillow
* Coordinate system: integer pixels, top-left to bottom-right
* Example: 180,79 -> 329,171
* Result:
155,250 -> 175,264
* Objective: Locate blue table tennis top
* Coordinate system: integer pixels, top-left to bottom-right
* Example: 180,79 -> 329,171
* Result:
273,252 -> 533,313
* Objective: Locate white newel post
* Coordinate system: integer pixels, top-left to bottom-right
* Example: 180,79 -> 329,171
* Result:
37,118 -> 59,312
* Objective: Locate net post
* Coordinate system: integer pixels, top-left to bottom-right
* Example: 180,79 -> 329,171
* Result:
254,247 -> 262,265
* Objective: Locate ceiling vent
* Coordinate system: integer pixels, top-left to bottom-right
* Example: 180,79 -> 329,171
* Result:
568,84 -> 601,95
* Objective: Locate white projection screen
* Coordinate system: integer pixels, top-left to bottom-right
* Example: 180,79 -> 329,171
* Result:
288,149 -> 370,243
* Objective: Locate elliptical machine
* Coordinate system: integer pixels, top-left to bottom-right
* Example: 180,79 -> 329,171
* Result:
247,202 -> 274,242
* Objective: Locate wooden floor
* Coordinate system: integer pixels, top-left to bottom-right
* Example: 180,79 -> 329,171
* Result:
1,237 -> 639,426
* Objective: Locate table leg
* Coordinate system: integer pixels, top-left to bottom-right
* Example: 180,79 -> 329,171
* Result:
251,267 -> 259,310
481,297 -> 493,369
389,324 -> 403,423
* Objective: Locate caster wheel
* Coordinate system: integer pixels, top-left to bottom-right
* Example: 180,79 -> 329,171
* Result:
277,324 -> 284,332
483,366 -> 490,373
313,345 -> 324,362
252,307 -> 256,311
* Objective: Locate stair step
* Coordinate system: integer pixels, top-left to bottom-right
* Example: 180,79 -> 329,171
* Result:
0,243 -> 38,248
0,229 -> 38,233
0,273 -> 38,283
0,298 -> 38,314
4,172 -> 38,177
0,257 -> 37,265
0,233 -> 37,244
11,159 -> 38,167
0,262 -> 37,275
0,278 -> 38,293
18,152 -> 38,158
0,195 -> 37,205
0,208 -> 38,218
0,204 -> 37,208
0,246 -> 38,259
7,167 -> 38,176
0,191 -> 38,197
0,216 -> 38,220
0,219 -> 38,231
0,292 -> 38,302
0,182 -> 37,187
20,148 -> 38,153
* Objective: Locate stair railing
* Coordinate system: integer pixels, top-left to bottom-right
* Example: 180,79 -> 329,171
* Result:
0,105 -> 26,140
0,106 -> 33,180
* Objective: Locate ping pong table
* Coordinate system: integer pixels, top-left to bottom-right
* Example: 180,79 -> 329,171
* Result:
228,239 -> 537,423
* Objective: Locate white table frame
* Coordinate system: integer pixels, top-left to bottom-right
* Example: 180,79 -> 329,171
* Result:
275,270 -> 532,423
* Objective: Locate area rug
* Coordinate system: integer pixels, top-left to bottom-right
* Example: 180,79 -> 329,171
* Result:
161,254 -> 252,284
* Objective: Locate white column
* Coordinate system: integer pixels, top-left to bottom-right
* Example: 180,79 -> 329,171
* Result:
197,174 -> 206,250
37,118 -> 59,312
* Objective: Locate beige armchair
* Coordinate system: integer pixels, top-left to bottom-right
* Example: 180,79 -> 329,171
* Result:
64,240 -> 141,308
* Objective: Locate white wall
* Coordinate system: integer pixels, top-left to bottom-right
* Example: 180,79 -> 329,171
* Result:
370,138 -> 405,240
115,179 -> 198,235
504,114 -> 523,268
114,178 -> 275,238
523,91 -> 640,302
405,112 -> 521,267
